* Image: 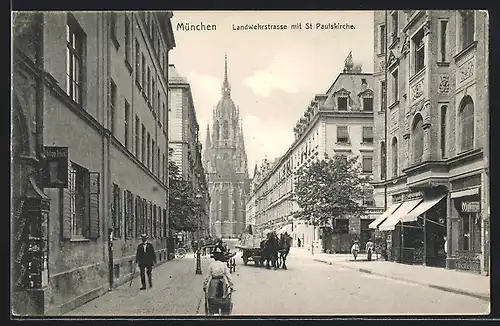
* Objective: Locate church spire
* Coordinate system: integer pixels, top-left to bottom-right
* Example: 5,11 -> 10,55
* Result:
222,53 -> 231,97
204,123 -> 211,162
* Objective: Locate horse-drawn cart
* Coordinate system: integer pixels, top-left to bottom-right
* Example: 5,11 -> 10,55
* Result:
235,226 -> 266,266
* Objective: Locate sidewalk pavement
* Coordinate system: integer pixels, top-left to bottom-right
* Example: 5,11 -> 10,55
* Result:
290,247 -> 490,302
64,256 -> 210,316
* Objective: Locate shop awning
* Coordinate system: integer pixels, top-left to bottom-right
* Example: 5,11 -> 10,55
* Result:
378,199 -> 422,231
400,195 -> 447,223
368,203 -> 402,229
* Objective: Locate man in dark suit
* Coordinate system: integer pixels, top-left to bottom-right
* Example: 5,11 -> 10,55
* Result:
136,234 -> 156,290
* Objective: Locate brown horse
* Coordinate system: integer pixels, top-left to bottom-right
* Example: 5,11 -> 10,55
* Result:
260,232 -> 279,269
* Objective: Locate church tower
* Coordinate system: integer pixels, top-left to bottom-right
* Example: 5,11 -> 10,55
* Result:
204,54 -> 250,239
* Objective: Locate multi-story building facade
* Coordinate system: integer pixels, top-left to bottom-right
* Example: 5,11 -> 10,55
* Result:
247,55 -> 382,253
204,55 -> 250,239
370,10 -> 489,274
12,11 -> 176,315
168,64 -> 210,238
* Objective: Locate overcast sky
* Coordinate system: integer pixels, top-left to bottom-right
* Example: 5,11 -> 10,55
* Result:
169,11 -> 375,176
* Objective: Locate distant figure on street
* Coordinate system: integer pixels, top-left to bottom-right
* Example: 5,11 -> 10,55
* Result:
135,234 -> 157,290
365,239 -> 375,261
443,236 -> 448,255
297,238 -> 302,248
351,240 -> 360,261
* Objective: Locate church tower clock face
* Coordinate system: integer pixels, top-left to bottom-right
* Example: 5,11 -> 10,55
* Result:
204,54 -> 250,239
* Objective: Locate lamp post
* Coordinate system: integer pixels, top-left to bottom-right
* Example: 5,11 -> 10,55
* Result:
195,193 -> 203,275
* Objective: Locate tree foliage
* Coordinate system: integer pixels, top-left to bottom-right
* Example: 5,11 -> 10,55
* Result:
292,155 -> 372,227
168,161 -> 201,232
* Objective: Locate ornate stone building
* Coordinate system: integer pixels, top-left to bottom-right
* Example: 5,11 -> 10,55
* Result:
370,10 -> 489,275
204,55 -> 250,239
246,54 -> 381,253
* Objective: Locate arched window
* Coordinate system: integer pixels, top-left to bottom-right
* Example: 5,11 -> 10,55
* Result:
380,141 -> 386,180
214,123 -> 220,140
392,137 -> 398,178
459,96 -> 474,152
223,120 -> 229,139
412,114 -> 424,163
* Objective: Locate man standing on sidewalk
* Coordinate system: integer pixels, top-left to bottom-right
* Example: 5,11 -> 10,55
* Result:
136,234 -> 157,290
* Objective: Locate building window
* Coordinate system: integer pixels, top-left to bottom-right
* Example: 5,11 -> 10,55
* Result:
412,115 -> 424,163
440,105 -> 447,158
461,11 -> 475,49
141,124 -> 146,163
68,162 -> 90,237
147,133 -> 151,168
391,68 -> 399,102
379,24 -> 386,54
391,11 -> 398,42
363,97 -> 373,112
163,103 -> 167,128
392,137 -> 398,178
141,54 -> 146,89
380,80 -> 387,111
135,116 -> 140,157
110,12 -> 119,48
135,39 -> 140,84
124,100 -> 130,149
109,79 -> 117,135
413,29 -> 425,74
223,120 -> 229,139
459,96 -> 474,152
362,156 -> 373,173
124,15 -> 131,65
152,79 -> 156,109
362,188 -> 375,207
147,67 -> 151,100
162,154 -> 166,183
112,183 -> 122,238
337,126 -> 349,143
157,148 -> 161,178
337,97 -> 348,111
380,141 -> 387,180
157,91 -> 161,118
362,126 -> 373,144
152,141 -> 156,173
66,16 -> 84,105
439,20 -> 448,62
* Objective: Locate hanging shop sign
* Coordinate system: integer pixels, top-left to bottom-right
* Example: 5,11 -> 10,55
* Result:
461,201 -> 480,213
42,146 -> 68,188
406,191 -> 424,201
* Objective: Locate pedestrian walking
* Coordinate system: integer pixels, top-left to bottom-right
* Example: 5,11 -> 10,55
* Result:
365,239 -> 375,261
351,240 -> 360,261
297,238 -> 301,248
135,234 -> 157,290
203,247 -> 235,315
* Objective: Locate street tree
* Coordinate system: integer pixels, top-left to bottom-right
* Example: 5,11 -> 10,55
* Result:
292,155 -> 372,228
168,161 -> 200,232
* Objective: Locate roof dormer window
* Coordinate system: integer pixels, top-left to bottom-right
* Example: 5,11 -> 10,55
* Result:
338,97 -> 348,111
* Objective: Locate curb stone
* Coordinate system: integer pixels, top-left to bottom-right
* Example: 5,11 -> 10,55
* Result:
313,259 -> 490,302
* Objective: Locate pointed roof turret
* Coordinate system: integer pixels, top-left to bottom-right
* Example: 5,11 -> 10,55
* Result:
221,53 -> 231,97
204,123 -> 211,161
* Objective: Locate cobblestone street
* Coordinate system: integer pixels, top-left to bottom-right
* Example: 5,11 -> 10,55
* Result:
65,249 -> 489,316
65,255 -> 209,316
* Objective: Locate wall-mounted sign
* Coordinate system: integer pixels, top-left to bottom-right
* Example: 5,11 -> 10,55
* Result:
406,191 -> 424,200
461,201 -> 480,213
42,146 -> 68,188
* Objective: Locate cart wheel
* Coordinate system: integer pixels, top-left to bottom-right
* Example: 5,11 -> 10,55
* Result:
243,256 -> 248,265
204,299 -> 209,315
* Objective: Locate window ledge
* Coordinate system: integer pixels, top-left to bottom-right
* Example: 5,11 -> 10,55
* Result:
112,37 -> 120,50
125,60 -> 133,74
453,41 -> 478,63
361,142 -> 374,146
336,141 -> 351,145
437,61 -> 450,67
388,100 -> 400,110
70,238 -> 90,243
409,68 -> 426,84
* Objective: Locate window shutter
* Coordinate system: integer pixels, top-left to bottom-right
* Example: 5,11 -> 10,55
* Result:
62,187 -> 72,240
89,172 -> 100,239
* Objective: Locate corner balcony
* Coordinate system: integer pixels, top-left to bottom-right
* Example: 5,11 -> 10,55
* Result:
402,158 -> 449,190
